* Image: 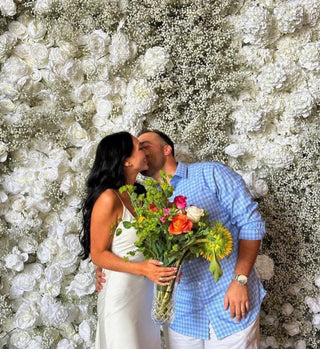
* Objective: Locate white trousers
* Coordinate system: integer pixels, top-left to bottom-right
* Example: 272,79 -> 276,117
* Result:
163,317 -> 260,349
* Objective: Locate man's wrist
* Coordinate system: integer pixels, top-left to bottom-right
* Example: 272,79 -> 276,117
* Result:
232,273 -> 248,285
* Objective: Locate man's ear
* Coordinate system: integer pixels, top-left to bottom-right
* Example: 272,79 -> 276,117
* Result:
163,144 -> 172,156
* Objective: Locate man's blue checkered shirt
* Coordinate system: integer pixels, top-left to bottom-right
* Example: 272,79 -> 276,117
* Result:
169,162 -> 266,340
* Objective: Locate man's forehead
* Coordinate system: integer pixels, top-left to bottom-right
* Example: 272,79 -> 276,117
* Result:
138,133 -> 157,143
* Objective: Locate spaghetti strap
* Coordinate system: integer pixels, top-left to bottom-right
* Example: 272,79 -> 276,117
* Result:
111,189 -> 135,217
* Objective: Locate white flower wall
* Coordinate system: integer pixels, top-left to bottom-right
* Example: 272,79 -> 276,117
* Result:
0,0 -> 319,348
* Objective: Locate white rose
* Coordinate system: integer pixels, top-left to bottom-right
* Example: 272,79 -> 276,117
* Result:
5,246 -> 28,271
38,166 -> 59,182
239,46 -> 272,69
88,29 -> 110,56
24,263 -> 43,280
254,254 -> 274,280
294,340 -> 307,349
257,63 -> 287,94
41,301 -> 69,327
60,173 -> 74,195
0,190 -> 8,203
253,179 -> 269,198
0,141 -> 8,162
70,141 -> 96,172
68,122 -> 89,147
15,302 -> 39,329
8,21 -> 27,39
283,322 -> 300,336
9,330 -> 31,349
37,237 -> 59,263
92,81 -> 112,99
39,279 -> 61,297
305,296 -> 320,313
34,0 -> 54,13
0,81 -> 19,99
274,0 -> 304,34
11,273 -> 37,298
140,46 -> 171,77
301,0 -> 320,26
298,42 -> 320,72
282,303 -> 294,316
109,31 -> 131,66
315,275 -> 320,287
60,60 -> 83,86
27,20 -> 47,40
26,338 -> 43,349
95,99 -> 113,117
284,89 -> 315,118
72,83 -> 92,103
79,319 -> 95,342
123,78 -> 158,116
0,0 -> 16,16
186,205 -> 205,223
56,339 -> 76,349
2,56 -> 29,83
81,57 -> 97,75
67,273 -> 95,297
45,263 -> 63,285
224,144 -> 245,158
13,43 -> 30,59
0,98 -> 15,115
238,6 -> 272,45
0,31 -> 17,60
53,247 -> 78,275
92,113 -> 115,133
30,43 -> 49,68
65,234 -> 83,256
312,314 -> 320,329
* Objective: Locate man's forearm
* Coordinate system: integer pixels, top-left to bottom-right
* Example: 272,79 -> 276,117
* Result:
233,239 -> 261,276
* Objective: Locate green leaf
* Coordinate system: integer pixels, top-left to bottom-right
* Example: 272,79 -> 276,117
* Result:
123,221 -> 132,229
115,228 -> 122,236
209,253 -> 223,282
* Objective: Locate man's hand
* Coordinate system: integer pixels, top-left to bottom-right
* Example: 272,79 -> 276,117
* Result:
224,281 -> 249,322
95,266 -> 106,292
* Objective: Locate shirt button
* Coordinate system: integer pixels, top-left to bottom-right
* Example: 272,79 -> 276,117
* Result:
198,282 -> 201,286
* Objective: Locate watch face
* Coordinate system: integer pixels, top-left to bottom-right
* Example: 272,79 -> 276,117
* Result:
238,275 -> 247,285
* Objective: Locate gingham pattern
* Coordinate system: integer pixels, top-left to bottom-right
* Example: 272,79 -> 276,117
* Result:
169,162 -> 266,340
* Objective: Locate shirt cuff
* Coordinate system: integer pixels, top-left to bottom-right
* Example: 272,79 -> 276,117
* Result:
239,222 -> 266,240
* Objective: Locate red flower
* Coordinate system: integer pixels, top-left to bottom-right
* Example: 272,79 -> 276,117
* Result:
149,203 -> 158,212
168,213 -> 193,235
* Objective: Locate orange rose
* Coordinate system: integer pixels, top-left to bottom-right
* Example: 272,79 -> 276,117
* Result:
168,213 -> 193,235
149,203 -> 158,212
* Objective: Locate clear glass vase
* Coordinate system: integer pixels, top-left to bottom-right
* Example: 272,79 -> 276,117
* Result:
151,275 -> 178,325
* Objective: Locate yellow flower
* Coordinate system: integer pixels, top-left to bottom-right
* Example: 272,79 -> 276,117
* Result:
138,216 -> 144,227
200,225 -> 233,261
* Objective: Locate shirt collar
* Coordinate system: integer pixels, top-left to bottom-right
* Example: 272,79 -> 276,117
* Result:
171,162 -> 188,187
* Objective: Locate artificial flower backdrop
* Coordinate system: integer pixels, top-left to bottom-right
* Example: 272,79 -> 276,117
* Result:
0,0 -> 319,348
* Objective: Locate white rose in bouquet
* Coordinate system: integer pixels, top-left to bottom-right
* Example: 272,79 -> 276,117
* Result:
40,296 -> 69,327
24,263 -> 43,280
37,237 -> 59,264
92,81 -> 112,99
257,63 -> 287,94
60,60 -> 84,86
39,278 -> 61,297
312,314 -> 320,329
2,56 -> 29,83
65,234 -> 83,256
30,43 -> 49,68
79,318 -> 96,343
0,0 -> 16,16
301,0 -> 320,26
34,0 -> 54,14
186,205 -> 205,223
283,322 -> 300,336
56,338 -> 77,349
53,247 -> 79,275
282,303 -> 294,316
15,302 -> 39,329
283,88 -> 315,119
95,98 -> 113,117
305,296 -> 320,313
255,254 -> 274,280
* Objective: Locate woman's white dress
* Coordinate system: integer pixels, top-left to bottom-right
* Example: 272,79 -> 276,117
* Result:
95,203 -> 161,349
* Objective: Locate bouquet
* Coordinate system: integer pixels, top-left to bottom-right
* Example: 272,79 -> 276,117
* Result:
117,171 -> 233,324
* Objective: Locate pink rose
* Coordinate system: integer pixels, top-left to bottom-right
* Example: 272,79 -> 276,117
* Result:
163,208 -> 171,216
173,195 -> 187,209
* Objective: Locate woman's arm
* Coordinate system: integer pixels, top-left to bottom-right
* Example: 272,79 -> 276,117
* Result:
90,190 -> 176,285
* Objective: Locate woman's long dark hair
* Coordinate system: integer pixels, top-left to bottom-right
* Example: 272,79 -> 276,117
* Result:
80,131 -> 144,260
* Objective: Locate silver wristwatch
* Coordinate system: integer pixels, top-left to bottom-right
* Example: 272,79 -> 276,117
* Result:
232,274 -> 248,285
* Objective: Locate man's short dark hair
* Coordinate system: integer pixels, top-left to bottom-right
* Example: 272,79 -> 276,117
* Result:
139,129 -> 175,157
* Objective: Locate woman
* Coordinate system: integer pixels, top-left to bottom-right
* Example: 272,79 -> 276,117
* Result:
80,132 -> 176,349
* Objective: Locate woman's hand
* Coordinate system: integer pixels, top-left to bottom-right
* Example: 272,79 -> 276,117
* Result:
141,260 -> 177,286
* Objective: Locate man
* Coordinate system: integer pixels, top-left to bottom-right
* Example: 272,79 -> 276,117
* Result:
96,130 -> 266,348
